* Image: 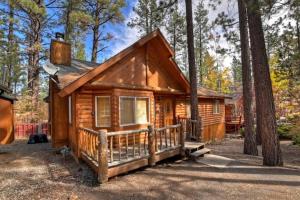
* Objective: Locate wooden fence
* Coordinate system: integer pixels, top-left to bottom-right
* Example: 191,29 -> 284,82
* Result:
15,123 -> 49,138
78,124 -> 185,183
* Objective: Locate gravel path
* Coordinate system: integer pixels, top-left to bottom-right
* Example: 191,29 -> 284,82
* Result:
0,139 -> 299,200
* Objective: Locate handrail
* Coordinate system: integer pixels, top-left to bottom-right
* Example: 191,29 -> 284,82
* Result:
107,129 -> 149,136
155,124 -> 181,132
78,127 -> 99,135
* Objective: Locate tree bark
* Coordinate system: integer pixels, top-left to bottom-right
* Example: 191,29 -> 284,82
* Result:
237,0 -> 258,156
185,0 -> 200,139
7,0 -> 14,89
91,2 -> 100,62
246,0 -> 282,166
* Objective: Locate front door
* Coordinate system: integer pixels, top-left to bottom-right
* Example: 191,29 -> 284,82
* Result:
163,98 -> 173,126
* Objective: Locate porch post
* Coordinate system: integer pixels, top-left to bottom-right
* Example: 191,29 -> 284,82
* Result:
179,122 -> 186,157
148,125 -> 156,166
198,116 -> 203,142
98,129 -> 108,183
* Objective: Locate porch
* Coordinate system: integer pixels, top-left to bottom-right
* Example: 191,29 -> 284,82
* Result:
77,119 -> 202,183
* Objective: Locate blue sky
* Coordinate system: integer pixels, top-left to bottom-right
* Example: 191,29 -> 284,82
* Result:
84,0 -> 139,63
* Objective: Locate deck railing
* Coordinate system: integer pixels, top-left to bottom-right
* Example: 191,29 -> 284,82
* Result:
78,127 -> 99,167
78,124 -> 185,183
177,116 -> 202,141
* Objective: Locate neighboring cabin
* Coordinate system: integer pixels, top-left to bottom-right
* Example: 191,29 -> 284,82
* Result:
0,84 -> 15,144
45,30 -> 229,157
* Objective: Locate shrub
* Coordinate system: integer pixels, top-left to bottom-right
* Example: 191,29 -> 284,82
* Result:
277,124 -> 294,140
290,122 -> 300,146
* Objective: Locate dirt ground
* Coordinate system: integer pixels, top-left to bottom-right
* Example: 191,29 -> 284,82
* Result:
0,138 -> 299,200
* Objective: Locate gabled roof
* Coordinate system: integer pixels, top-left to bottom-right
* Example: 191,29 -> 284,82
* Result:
47,29 -> 229,99
0,84 -> 16,102
197,87 -> 231,99
52,29 -> 190,97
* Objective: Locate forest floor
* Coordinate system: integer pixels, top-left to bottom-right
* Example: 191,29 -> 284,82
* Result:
0,138 -> 299,200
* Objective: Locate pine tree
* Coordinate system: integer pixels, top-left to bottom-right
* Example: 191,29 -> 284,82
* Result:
194,0 -> 210,85
246,0 -> 282,166
56,0 -> 90,60
84,0 -> 125,62
165,2 -> 186,68
128,0 -> 164,35
185,0 -> 200,140
237,0 -> 257,156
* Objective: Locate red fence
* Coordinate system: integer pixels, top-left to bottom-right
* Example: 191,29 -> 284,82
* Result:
15,123 -> 49,138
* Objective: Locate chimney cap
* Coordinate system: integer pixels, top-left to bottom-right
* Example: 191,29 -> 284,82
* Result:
55,32 -> 65,41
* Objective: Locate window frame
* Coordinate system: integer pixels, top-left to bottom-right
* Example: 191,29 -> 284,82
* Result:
68,96 -> 72,124
119,96 -> 150,126
213,99 -> 220,114
95,96 -> 111,128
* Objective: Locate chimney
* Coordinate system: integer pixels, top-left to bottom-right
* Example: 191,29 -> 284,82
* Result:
50,32 -> 71,66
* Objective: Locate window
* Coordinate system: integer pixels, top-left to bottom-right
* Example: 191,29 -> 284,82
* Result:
95,96 -> 111,127
120,97 -> 150,126
68,96 -> 72,124
213,100 -> 220,114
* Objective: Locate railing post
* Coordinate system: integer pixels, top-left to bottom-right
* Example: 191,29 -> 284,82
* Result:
197,116 -> 203,142
179,122 -> 185,157
98,129 -> 108,183
148,125 -> 156,166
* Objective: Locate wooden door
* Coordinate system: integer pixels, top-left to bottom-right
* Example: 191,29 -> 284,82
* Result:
163,98 -> 173,126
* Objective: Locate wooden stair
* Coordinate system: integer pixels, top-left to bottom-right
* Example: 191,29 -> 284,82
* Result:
184,141 -> 211,159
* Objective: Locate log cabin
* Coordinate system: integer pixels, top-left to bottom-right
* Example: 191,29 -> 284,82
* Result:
45,29 -> 229,163
0,84 -> 15,144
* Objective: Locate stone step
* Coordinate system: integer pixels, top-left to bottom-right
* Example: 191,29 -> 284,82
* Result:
190,148 -> 211,159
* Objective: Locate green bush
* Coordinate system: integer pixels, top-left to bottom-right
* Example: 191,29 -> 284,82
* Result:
277,124 -> 294,139
290,122 -> 300,146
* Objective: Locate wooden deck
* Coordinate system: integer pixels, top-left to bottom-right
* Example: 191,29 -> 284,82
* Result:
78,124 -> 185,183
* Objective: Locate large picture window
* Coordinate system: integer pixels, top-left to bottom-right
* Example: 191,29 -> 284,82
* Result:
120,97 -> 150,126
95,96 -> 111,127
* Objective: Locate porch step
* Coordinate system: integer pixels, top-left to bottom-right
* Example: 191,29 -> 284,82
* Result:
190,148 -> 211,159
184,141 -> 205,156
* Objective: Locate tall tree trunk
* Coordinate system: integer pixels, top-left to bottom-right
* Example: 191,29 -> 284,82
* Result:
7,0 -> 14,89
91,2 -> 100,62
237,0 -> 258,155
185,0 -> 200,140
246,0 -> 282,166
64,0 -> 73,42
27,0 -> 43,110
256,112 -> 262,145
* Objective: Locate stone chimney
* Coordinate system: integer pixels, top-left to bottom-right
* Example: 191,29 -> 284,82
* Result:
50,33 -> 71,66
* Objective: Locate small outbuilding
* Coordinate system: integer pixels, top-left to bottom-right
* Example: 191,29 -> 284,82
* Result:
0,84 -> 15,144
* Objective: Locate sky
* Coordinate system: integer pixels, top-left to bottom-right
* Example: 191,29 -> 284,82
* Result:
82,0 -> 236,68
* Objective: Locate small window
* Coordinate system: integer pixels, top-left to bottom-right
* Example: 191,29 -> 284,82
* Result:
120,97 -> 135,125
68,96 -> 72,124
136,98 -> 149,124
120,97 -> 150,126
95,96 -> 111,127
213,100 -> 220,114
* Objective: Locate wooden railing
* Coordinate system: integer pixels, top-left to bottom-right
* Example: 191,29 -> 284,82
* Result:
78,127 -> 99,167
177,116 -> 202,141
106,129 -> 150,166
154,124 -> 182,152
78,124 -> 185,183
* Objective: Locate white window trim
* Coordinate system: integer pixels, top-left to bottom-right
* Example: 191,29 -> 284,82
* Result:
95,96 -> 111,128
119,96 -> 150,127
68,96 -> 72,124
213,99 -> 220,114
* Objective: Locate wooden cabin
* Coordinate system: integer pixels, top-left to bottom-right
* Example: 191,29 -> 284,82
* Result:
0,84 -> 15,144
45,30 -> 229,158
